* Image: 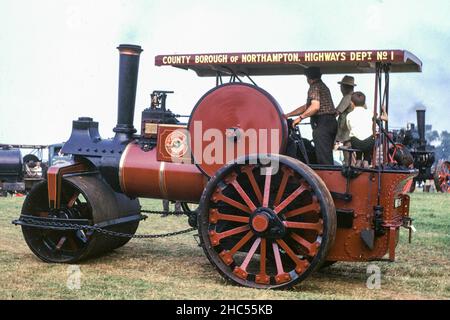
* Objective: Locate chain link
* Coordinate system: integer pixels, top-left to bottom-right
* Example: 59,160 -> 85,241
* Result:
14,210 -> 196,239
140,209 -> 185,216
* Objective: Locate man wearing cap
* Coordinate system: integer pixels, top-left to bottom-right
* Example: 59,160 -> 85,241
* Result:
335,75 -> 357,164
286,67 -> 337,165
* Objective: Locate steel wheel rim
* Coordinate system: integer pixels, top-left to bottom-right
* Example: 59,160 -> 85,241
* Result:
435,161 -> 450,193
439,162 -> 450,192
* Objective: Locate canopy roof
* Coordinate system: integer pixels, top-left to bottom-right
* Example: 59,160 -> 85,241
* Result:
155,50 -> 422,76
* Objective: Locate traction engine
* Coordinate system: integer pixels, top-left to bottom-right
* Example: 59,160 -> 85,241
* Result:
392,109 -> 449,193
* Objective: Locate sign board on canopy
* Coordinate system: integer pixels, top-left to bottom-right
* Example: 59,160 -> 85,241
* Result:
155,50 -> 422,76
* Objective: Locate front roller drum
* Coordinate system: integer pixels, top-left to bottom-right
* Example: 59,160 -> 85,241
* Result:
21,175 -> 140,263
198,154 -> 336,289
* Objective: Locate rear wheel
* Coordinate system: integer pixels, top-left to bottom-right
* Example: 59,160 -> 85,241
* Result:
198,155 -> 336,289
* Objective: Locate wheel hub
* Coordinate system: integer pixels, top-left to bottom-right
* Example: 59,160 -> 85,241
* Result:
252,215 -> 269,232
250,207 -> 286,239
50,207 -> 81,220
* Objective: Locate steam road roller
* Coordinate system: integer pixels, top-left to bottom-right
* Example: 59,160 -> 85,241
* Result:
14,45 -> 422,289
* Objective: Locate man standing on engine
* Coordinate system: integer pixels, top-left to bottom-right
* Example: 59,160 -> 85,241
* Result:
335,75 -> 357,165
285,67 -> 338,165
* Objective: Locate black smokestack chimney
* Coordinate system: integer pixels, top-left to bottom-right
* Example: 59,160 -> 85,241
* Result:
416,109 -> 426,149
113,44 -> 143,139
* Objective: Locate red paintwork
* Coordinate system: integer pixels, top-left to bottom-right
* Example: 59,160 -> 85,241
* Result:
188,84 -> 287,177
47,162 -> 88,209
252,215 -> 269,232
315,169 -> 415,261
119,142 -> 206,202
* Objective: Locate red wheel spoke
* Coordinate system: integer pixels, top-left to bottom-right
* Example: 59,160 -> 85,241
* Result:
209,209 -> 249,224
274,166 -> 294,206
283,220 -> 323,234
209,225 -> 250,246
272,242 -> 284,274
241,165 -> 263,205
55,236 -> 67,250
240,238 -> 261,270
229,178 -> 257,212
290,233 -> 321,256
212,189 -> 252,214
272,242 -> 291,284
67,192 -> 80,208
256,238 -> 270,284
284,200 -> 320,219
219,231 -> 254,265
230,231 -> 254,255
276,239 -> 309,274
273,183 -> 308,214
233,238 -> 261,280
216,225 -> 250,240
218,213 -> 249,223
262,167 -> 273,207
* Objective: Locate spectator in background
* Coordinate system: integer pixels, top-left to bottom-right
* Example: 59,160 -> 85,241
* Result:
162,200 -> 182,217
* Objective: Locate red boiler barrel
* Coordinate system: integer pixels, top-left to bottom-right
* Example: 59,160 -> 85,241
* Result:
119,142 -> 206,202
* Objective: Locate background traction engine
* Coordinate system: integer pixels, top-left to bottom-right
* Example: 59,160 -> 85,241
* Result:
16,45 -> 415,289
391,109 -> 436,193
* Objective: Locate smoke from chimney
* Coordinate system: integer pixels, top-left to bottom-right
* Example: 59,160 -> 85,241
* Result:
414,102 -> 426,112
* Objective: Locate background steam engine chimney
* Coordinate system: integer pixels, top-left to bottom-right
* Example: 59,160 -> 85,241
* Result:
416,109 -> 426,149
113,44 -> 143,139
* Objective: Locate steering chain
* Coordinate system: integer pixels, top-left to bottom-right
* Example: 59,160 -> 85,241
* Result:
13,209 -> 197,239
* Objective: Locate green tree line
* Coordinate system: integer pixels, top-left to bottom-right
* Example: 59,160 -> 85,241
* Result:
426,130 -> 450,161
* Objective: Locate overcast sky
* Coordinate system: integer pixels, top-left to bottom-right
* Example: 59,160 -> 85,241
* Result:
0,0 -> 449,145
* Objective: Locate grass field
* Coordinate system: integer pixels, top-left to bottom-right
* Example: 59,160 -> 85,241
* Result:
0,192 -> 449,300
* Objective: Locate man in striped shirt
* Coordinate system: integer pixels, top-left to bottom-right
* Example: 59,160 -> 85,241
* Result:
286,67 -> 338,165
